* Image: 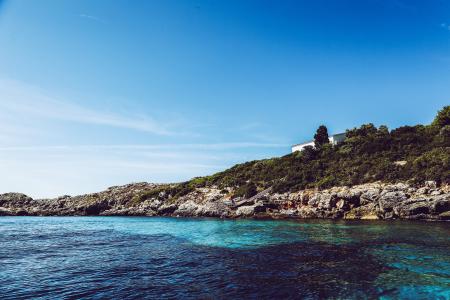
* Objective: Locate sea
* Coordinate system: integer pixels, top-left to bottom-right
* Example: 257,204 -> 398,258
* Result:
0,217 -> 449,299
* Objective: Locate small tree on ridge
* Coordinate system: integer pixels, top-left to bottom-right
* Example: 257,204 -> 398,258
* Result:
314,125 -> 329,148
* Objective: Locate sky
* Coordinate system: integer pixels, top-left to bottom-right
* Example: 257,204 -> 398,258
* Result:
0,0 -> 449,198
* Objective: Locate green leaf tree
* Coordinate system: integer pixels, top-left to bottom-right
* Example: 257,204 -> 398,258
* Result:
432,106 -> 450,128
314,125 -> 329,148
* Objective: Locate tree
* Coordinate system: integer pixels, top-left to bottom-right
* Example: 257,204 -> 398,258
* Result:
314,125 -> 329,148
432,106 -> 450,128
378,125 -> 389,135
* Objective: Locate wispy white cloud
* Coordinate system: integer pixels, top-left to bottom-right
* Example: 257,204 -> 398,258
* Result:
78,13 -> 107,24
0,139 -> 287,198
0,142 -> 283,198
0,153 -> 227,198
0,79 -> 288,198
0,79 -> 174,136
0,121 -> 45,144
0,143 -> 287,152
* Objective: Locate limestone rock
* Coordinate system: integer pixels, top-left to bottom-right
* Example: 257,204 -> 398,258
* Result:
174,201 -> 199,216
360,188 -> 380,205
438,211 -> 450,220
235,202 -> 265,217
344,203 -> 379,220
157,203 -> 178,215
0,181 -> 448,221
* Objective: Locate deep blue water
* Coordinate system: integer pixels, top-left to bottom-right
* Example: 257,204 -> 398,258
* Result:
0,217 -> 449,299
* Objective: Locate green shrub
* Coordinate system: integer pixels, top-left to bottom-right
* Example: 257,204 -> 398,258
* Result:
432,106 -> 450,128
233,183 -> 258,198
130,106 -> 450,204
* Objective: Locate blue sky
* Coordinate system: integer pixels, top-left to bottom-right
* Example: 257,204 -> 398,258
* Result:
0,0 -> 449,197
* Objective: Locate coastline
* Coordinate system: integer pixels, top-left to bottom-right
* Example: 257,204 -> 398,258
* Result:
1,181 -> 449,221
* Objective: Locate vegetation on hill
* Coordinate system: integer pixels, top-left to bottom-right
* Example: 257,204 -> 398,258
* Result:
141,106 -> 450,201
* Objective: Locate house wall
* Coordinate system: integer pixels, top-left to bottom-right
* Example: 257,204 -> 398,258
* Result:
329,133 -> 346,145
291,133 -> 346,153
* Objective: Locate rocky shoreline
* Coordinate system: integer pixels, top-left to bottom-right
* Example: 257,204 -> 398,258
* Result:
1,181 -> 449,221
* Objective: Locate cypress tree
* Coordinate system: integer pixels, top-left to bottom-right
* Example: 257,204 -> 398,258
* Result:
314,125 -> 329,148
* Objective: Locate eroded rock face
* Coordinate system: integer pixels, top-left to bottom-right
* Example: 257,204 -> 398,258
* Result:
0,193 -> 33,207
235,202 -> 266,217
1,182 -> 449,221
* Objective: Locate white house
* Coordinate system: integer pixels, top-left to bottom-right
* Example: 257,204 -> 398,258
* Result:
291,132 -> 346,153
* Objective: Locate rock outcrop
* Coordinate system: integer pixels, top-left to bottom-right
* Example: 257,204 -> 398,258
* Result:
1,181 -> 449,221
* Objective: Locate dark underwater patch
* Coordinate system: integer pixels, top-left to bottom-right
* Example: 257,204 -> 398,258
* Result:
0,229 -> 387,299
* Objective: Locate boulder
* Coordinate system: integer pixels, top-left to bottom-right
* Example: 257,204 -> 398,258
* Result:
425,181 -> 437,189
360,188 -> 380,205
438,211 -> 450,220
235,205 -> 256,217
157,203 -> 178,215
0,193 -> 33,207
339,189 -> 362,199
395,200 -> 431,218
149,199 -> 162,210
279,209 -> 297,217
431,196 -> 450,214
235,202 -> 265,217
416,187 -> 429,195
308,193 -> 337,210
378,190 -> 408,217
344,203 -> 378,220
174,201 -> 199,216
197,202 -> 228,217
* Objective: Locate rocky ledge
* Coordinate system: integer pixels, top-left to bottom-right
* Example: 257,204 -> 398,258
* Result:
1,181 -> 449,221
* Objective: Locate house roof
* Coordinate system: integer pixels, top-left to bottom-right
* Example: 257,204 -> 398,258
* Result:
292,141 -> 314,147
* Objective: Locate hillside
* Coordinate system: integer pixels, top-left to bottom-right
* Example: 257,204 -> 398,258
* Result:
157,106 -> 450,199
1,106 -> 449,220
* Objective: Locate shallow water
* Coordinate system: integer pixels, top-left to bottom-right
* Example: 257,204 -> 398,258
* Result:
0,217 -> 449,299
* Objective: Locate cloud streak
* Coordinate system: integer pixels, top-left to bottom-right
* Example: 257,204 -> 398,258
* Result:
0,79 -> 288,198
78,14 -> 107,24
0,140 -> 287,197
0,142 -> 279,198
0,79 -> 174,136
0,142 -> 287,152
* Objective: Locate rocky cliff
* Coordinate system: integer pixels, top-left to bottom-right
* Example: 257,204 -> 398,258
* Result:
1,181 -> 449,221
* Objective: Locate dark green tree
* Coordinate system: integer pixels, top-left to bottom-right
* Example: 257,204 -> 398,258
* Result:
432,106 -> 450,128
314,125 -> 329,148
378,125 -> 389,135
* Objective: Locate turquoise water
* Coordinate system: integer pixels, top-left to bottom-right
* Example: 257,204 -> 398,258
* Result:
0,217 -> 449,299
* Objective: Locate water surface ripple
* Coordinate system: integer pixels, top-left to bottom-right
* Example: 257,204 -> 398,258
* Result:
0,217 -> 449,299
